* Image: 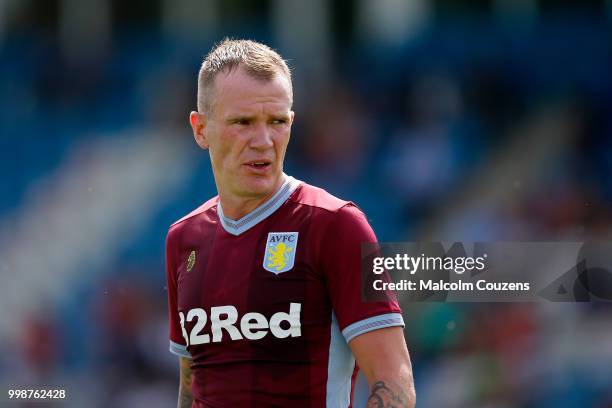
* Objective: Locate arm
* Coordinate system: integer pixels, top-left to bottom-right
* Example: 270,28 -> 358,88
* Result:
349,327 -> 416,408
177,357 -> 193,408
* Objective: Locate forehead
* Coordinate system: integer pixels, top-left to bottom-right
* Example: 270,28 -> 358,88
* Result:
211,66 -> 292,114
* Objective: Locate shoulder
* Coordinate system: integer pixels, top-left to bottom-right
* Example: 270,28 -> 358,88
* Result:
291,181 -> 371,233
290,181 -> 353,214
167,196 -> 218,240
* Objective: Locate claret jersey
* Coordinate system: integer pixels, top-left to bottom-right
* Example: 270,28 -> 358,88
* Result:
165,175 -> 404,407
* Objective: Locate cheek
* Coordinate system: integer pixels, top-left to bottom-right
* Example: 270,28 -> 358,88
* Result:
274,128 -> 291,149
218,131 -> 248,164
276,129 -> 291,155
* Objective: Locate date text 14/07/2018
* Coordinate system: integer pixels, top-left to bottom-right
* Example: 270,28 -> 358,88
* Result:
373,279 -> 531,292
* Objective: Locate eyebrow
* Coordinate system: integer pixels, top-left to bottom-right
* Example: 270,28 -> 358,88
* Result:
225,115 -> 254,123
226,113 -> 289,122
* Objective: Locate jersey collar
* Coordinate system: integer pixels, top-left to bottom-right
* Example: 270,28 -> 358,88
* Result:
217,174 -> 301,236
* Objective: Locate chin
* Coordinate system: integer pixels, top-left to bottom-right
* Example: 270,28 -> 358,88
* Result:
241,177 -> 276,198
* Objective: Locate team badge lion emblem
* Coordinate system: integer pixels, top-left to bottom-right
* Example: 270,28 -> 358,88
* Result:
263,232 -> 299,274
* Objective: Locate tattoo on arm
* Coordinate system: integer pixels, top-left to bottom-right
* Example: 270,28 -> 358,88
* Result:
178,385 -> 192,408
178,358 -> 193,408
366,381 -> 409,408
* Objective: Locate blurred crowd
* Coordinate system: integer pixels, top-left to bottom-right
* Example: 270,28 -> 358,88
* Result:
1,1 -> 612,407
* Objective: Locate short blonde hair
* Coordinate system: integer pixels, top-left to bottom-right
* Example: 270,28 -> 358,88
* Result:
197,38 -> 292,114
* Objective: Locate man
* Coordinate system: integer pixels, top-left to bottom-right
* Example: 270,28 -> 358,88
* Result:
165,39 -> 416,408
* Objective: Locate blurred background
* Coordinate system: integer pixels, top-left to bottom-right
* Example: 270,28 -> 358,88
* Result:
1,0 -> 611,407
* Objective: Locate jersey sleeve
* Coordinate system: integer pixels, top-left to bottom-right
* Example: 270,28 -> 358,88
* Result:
165,227 -> 192,359
321,204 -> 404,343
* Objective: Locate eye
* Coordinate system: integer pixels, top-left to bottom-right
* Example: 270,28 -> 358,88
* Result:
230,118 -> 250,126
271,118 -> 288,125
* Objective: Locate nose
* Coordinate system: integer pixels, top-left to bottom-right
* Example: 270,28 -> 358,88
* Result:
249,123 -> 274,150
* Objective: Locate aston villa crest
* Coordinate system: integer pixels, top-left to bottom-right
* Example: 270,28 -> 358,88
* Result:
263,232 -> 299,274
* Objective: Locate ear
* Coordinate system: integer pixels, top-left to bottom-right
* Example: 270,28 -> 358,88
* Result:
190,111 -> 209,150
289,110 -> 295,125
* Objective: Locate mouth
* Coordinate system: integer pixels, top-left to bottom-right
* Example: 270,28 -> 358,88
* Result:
244,160 -> 272,169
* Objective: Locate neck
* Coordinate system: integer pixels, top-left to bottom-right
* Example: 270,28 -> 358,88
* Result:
218,174 -> 286,220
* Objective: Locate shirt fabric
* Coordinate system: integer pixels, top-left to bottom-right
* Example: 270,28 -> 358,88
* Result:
165,175 -> 404,407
